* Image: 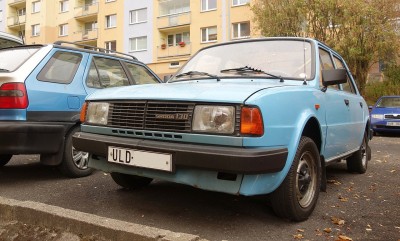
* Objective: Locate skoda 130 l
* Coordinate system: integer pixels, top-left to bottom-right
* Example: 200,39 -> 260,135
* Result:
73,38 -> 371,221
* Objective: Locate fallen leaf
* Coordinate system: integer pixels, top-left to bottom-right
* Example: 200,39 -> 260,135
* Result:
366,228 -> 372,232
323,228 -> 332,233
293,233 -> 304,239
297,229 -> 305,232
390,170 -> 396,173
336,235 -> 353,241
331,217 -> 345,225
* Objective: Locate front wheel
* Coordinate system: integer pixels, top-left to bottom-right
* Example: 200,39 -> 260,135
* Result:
270,137 -> 321,221
58,126 -> 93,178
0,154 -> 12,167
111,173 -> 153,190
346,131 -> 369,174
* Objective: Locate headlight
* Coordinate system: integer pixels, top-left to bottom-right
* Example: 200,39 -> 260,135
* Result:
86,102 -> 109,125
371,114 -> 384,119
192,105 -> 235,134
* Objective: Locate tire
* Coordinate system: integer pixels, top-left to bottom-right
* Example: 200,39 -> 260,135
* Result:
0,154 -> 12,167
270,136 -> 321,221
58,126 -> 93,178
111,173 -> 153,189
346,131 -> 369,174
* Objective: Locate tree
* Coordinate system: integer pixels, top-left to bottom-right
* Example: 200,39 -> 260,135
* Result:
251,0 -> 400,95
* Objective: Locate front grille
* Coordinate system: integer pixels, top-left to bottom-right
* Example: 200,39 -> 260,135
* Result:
108,101 -> 195,132
385,114 -> 400,120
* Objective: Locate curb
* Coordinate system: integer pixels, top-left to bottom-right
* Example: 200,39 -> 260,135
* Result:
0,196 -> 204,241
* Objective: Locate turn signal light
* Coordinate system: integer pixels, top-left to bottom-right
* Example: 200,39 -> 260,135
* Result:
0,83 -> 28,109
80,102 -> 88,123
240,107 -> 264,136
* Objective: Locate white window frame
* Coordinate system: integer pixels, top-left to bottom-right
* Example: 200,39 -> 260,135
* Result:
32,1 -> 41,13
104,40 -> 116,52
201,0 -> 217,12
60,0 -> 69,13
167,32 -> 190,46
32,24 -> 40,36
201,26 -> 217,43
232,22 -> 250,39
232,0 -> 249,6
129,8 -> 147,24
129,36 -> 147,52
105,14 -> 116,29
59,24 -> 68,36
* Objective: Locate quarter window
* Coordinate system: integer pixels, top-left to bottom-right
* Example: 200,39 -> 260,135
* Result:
129,36 -> 147,51
105,14 -> 116,28
201,0 -> 216,11
319,48 -> 338,89
37,51 -> 82,84
125,62 -> 160,85
130,8 -> 147,24
201,26 -> 217,43
232,22 -> 250,39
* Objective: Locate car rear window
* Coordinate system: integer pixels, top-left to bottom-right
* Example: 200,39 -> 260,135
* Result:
0,47 -> 40,72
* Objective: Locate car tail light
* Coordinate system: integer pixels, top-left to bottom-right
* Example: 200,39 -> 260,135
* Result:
0,83 -> 29,109
240,106 -> 264,136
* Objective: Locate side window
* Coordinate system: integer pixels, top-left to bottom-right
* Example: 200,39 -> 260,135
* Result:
86,57 -> 129,88
124,62 -> 159,85
37,51 -> 82,84
333,56 -> 356,94
319,48 -> 338,89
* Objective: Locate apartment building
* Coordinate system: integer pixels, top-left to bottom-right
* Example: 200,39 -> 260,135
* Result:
0,0 -> 257,77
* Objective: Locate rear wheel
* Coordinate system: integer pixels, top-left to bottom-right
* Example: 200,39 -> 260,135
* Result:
346,131 -> 369,174
0,154 -> 12,167
270,137 -> 321,221
111,173 -> 153,189
58,126 -> 93,178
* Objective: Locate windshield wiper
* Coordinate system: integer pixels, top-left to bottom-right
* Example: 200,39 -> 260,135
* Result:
0,68 -> 10,72
173,71 -> 220,82
220,66 -> 284,82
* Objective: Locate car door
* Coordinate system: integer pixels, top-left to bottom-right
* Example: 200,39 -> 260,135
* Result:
25,49 -> 89,122
319,47 -> 353,160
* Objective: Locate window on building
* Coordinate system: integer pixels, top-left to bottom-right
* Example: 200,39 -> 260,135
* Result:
232,22 -> 250,39
232,0 -> 249,6
159,0 -> 190,16
201,0 -> 216,11
105,0 -> 115,2
17,8 -> 26,16
105,14 -> 116,28
32,1 -> 41,13
170,62 -> 180,68
60,0 -> 69,12
104,41 -> 116,52
18,30 -> 25,39
130,8 -> 147,24
129,36 -> 147,51
84,22 -> 97,34
201,26 -> 217,43
32,24 -> 40,36
167,32 -> 190,46
59,24 -> 68,36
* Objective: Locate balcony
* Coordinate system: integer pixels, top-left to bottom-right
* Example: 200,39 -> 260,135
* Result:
8,0 -> 26,8
7,15 -> 26,29
157,12 -> 191,29
71,29 -> 98,44
157,43 -> 191,59
74,3 -> 99,22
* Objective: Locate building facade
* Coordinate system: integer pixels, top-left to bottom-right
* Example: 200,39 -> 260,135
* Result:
1,0 -> 257,77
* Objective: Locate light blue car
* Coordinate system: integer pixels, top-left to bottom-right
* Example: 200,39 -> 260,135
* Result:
73,37 -> 371,221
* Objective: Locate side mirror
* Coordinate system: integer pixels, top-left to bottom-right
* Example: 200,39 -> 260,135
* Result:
322,69 -> 347,87
163,75 -> 173,83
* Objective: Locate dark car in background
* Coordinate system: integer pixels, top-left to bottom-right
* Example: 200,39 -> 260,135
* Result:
370,96 -> 400,135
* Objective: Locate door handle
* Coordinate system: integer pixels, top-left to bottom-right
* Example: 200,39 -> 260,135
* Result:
344,99 -> 349,106
360,102 -> 363,108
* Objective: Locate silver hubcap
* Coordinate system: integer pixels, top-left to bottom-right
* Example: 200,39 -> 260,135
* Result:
296,151 -> 317,208
72,146 -> 89,170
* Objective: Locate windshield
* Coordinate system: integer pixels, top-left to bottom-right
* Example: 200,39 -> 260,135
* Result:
0,47 -> 40,72
172,39 -> 313,81
376,97 -> 400,108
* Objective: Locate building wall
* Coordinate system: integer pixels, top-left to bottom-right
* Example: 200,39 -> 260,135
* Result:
0,0 -> 5,31
124,1 -> 153,63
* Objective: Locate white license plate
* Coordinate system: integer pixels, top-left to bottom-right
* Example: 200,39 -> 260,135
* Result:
387,122 -> 400,127
107,146 -> 172,172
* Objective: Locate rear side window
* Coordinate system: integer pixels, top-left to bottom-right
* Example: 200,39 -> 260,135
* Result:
124,62 -> 159,85
0,47 -> 39,72
86,57 -> 130,88
37,51 -> 82,84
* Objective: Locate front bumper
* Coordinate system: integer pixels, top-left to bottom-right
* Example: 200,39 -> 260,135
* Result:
72,132 -> 288,174
0,121 -> 68,155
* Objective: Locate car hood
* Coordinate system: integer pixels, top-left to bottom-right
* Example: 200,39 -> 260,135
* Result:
371,107 -> 400,115
88,81 -> 285,103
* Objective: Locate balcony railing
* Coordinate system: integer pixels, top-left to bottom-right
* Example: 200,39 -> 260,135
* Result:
157,12 -> 191,29
72,29 -> 98,42
74,3 -> 99,20
7,15 -> 26,27
157,43 -> 191,58
8,0 -> 26,7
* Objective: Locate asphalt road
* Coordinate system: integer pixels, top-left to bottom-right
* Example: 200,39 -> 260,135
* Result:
0,135 -> 399,241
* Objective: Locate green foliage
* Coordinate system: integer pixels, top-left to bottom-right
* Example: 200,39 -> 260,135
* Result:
251,0 -> 400,95
364,65 -> 400,105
